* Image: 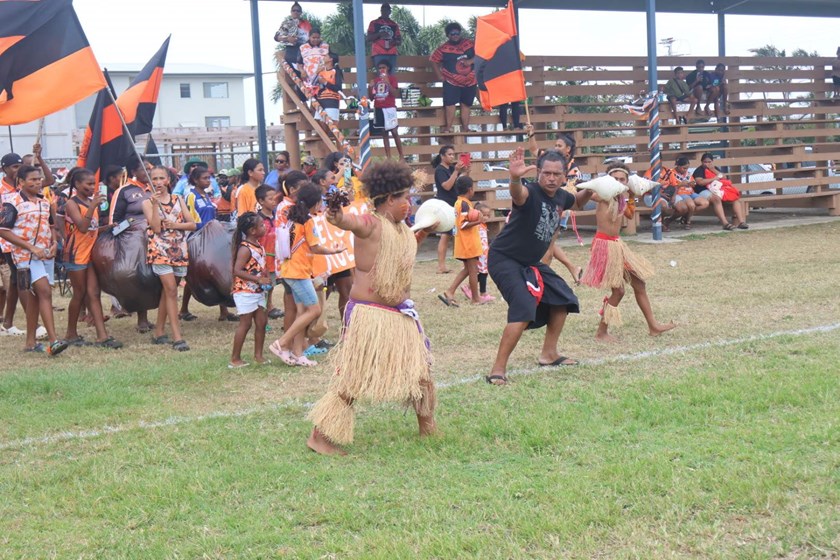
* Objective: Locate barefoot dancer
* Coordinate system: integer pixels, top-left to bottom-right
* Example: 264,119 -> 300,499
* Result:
486,149 -> 594,386
580,163 -> 676,342
307,160 -> 437,455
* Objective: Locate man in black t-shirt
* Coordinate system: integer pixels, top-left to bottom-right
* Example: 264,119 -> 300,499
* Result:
486,148 -> 594,385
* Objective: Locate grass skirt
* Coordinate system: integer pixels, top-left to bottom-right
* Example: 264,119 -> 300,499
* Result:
307,301 -> 434,444
581,234 -> 654,290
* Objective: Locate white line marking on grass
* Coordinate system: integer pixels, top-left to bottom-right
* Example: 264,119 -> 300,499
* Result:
2,322 -> 839,451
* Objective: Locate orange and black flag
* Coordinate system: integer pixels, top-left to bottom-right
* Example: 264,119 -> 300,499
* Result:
474,0 -> 526,111
0,0 -> 106,125
77,37 -> 169,180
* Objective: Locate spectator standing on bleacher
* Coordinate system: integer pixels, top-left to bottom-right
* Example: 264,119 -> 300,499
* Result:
298,29 -> 330,96
686,60 -> 718,117
370,59 -> 405,160
366,3 -> 401,74
663,67 -> 697,124
430,22 -> 476,136
832,47 -> 840,100
316,53 -> 343,134
275,2 -> 311,77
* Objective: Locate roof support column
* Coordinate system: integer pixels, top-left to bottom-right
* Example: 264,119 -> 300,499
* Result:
717,12 -> 726,56
352,0 -> 371,170
249,0 -> 268,164
645,0 -> 662,240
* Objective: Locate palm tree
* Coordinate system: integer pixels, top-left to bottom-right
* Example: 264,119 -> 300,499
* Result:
417,18 -> 461,56
322,1 -> 356,55
391,6 -> 422,56
748,44 -> 819,101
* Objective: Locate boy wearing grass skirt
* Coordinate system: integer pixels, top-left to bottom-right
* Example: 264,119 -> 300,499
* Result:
580,163 -> 676,342
307,160 -> 437,455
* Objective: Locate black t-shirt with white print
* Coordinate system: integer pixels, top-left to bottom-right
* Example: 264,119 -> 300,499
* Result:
490,180 -> 575,265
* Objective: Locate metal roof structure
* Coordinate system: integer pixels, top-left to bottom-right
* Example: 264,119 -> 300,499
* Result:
273,0 -> 840,18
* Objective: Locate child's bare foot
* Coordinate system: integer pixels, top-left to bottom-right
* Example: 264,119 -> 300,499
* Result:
254,356 -> 270,364
436,268 -> 452,274
649,322 -> 677,336
307,428 -> 347,456
595,331 -> 619,343
418,415 -> 437,437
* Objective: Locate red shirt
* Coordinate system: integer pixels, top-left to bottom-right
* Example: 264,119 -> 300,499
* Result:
258,211 -> 276,274
430,39 -> 476,87
367,17 -> 401,56
370,74 -> 398,108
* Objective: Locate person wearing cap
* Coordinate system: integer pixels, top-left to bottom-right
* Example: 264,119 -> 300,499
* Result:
1,153 -> 24,336
265,151 -> 291,190
302,155 -> 317,178
366,3 -> 401,74
173,157 -> 220,198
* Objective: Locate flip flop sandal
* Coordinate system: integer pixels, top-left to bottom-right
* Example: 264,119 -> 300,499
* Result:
172,340 -> 190,352
228,362 -> 250,369
538,356 -> 579,366
94,337 -> 123,349
437,294 -> 459,308
151,335 -> 170,345
178,312 -> 198,322
47,340 -> 68,357
66,336 -> 89,347
737,223 -> 749,230
315,339 -> 335,349
219,313 -> 239,322
485,374 -> 508,385
575,267 -> 584,285
267,308 -> 285,320
723,223 -> 735,231
136,324 -> 153,334
24,343 -> 46,353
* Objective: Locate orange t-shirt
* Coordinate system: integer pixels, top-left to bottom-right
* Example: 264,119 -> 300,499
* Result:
63,196 -> 99,266
280,219 -> 320,280
236,184 -> 257,216
453,196 -> 482,260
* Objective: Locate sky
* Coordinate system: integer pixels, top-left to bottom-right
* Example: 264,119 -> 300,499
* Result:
73,0 -> 840,126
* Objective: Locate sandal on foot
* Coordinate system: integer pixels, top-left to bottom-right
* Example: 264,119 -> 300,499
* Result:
172,340 -> 190,352
218,313 -> 239,322
151,335 -> 170,345
574,267 -> 584,286
538,356 -> 579,366
304,344 -> 328,357
267,308 -> 284,320
269,342 -> 297,366
136,324 -> 153,334
47,340 -> 68,357
485,374 -> 508,385
178,312 -> 198,322
723,223 -> 735,231
737,223 -> 749,230
94,336 -> 123,349
437,294 -> 459,308
295,355 -> 318,367
228,362 -> 250,369
24,343 -> 45,353
66,336 -> 89,347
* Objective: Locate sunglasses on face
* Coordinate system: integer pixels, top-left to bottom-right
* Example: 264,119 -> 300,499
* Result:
449,31 -> 461,36
276,159 -> 287,164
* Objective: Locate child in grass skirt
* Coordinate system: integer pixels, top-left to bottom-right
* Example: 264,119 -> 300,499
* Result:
307,161 -> 437,455
580,163 -> 675,341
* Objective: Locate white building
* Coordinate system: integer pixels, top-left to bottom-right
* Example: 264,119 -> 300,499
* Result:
1,64 -> 251,161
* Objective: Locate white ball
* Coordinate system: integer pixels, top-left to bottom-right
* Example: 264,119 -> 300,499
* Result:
669,260 -> 677,267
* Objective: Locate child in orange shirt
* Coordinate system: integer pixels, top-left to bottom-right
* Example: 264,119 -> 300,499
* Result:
460,201 -> 495,302
62,168 -> 122,349
270,183 -> 345,367
439,176 -> 486,305
255,185 -> 281,319
230,212 -> 271,368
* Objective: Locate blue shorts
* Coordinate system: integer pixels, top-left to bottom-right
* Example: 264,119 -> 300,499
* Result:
643,194 -> 670,208
691,190 -> 713,200
674,194 -> 693,204
63,262 -> 88,272
284,278 -> 318,306
22,258 -> 55,286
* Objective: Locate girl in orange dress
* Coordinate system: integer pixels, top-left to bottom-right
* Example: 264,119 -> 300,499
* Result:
62,168 -> 122,348
439,176 -> 486,306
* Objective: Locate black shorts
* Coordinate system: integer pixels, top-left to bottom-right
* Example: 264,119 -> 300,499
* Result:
327,269 -> 352,286
671,94 -> 691,102
488,249 -> 579,328
443,82 -> 476,107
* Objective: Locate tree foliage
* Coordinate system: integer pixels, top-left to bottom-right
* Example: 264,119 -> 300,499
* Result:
748,44 -> 821,101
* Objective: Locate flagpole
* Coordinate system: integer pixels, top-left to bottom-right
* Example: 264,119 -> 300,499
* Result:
103,69 -> 154,186
6,126 -> 12,153
35,118 -> 45,148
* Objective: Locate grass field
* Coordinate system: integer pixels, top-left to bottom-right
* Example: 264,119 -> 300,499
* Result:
1,222 -> 839,558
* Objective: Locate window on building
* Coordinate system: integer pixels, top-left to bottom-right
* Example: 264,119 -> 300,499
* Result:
203,82 -> 229,99
205,116 -> 231,128
179,83 -> 191,98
